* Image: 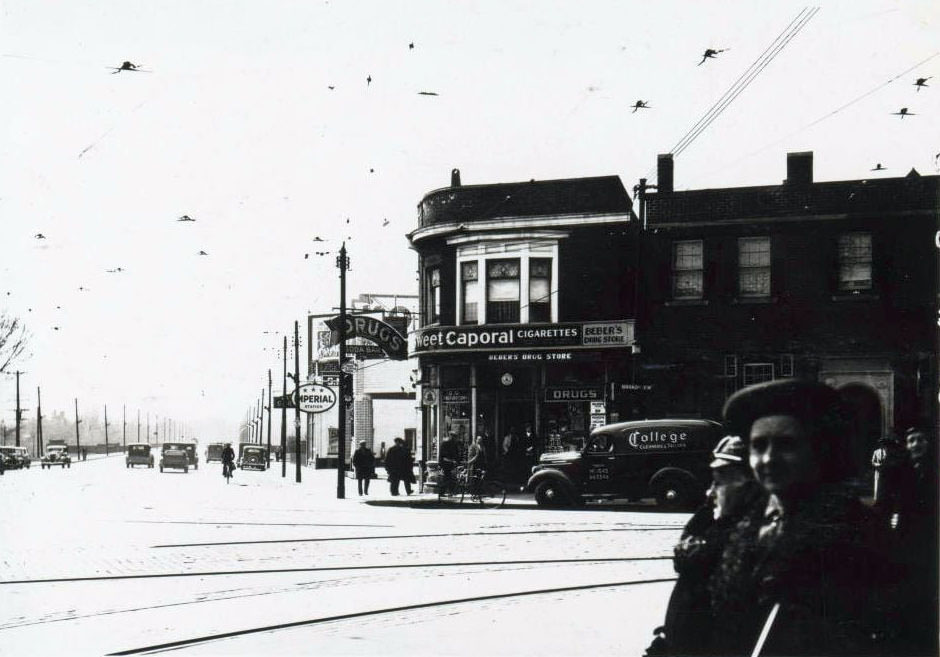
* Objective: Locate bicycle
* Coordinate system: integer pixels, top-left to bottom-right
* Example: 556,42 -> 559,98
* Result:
222,461 -> 234,483
439,464 -> 506,509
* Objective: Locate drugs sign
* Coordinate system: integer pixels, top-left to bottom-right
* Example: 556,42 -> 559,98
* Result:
297,383 -> 337,414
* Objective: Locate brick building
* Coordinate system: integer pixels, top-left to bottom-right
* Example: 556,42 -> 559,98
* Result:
636,152 -> 938,471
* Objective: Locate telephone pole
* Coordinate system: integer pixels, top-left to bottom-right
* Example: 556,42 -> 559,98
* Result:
122,404 -> 126,449
36,386 -> 43,456
74,398 -> 82,455
104,404 -> 110,456
15,371 -> 22,447
281,335 -> 287,478
294,320 -> 301,483
336,243 -> 348,499
267,369 -> 272,464
137,409 -> 141,442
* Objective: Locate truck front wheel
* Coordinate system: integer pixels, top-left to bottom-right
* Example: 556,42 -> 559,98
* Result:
534,480 -> 574,507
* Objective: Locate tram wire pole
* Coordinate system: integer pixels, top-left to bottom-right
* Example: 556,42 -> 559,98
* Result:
74,398 -> 82,457
15,371 -> 21,447
336,242 -> 348,499
294,321 -> 301,483
281,335 -> 287,478
36,387 -> 43,457
104,404 -> 109,456
267,369 -> 272,466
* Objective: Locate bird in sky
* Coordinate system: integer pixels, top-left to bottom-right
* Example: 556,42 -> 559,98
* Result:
315,251 -> 329,256
382,218 -> 390,227
892,107 -> 915,118
698,48 -> 728,65
198,250 -> 208,256
34,232 -> 46,239
369,168 -> 375,173
78,286 -> 89,292
418,91 -> 439,96
366,75 -> 372,86
328,85 -> 335,90
177,214 -> 195,222
871,163 -> 886,171
106,267 -> 124,273
304,253 -> 310,259
631,100 -> 650,113
109,61 -> 145,74
409,42 -> 415,50
312,236 -> 324,241
53,326 -> 60,331
914,76 -> 931,91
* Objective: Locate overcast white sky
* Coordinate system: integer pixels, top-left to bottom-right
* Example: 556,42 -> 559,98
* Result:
2,0 -> 938,439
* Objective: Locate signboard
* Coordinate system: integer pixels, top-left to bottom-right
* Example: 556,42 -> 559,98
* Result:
413,320 -> 634,355
273,394 -> 295,409
322,374 -> 339,387
544,386 -> 604,403
441,389 -> 470,404
325,315 -> 408,360
590,401 -> 606,415
297,383 -> 337,414
422,389 -> 439,406
347,344 -> 385,359
590,414 -> 607,430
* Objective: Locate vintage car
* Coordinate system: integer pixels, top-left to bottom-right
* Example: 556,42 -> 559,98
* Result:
205,442 -> 225,463
0,446 -> 19,470
160,442 -> 198,470
126,443 -> 154,468
13,446 -> 31,469
159,446 -> 189,473
526,419 -> 723,509
41,444 -> 72,469
238,445 -> 268,471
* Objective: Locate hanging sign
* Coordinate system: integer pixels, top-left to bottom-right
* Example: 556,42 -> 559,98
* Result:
297,383 -> 337,414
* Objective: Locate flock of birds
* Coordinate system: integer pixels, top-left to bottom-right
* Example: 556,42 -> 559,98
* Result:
870,76 -> 932,172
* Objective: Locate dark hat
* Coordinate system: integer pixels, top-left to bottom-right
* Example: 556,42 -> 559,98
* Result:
723,378 -> 852,482
709,435 -> 748,469
394,437 -> 404,444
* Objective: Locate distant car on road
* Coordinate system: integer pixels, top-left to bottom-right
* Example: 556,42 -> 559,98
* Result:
160,442 -> 198,470
13,446 -> 31,469
41,445 -> 72,469
205,443 -> 225,463
526,419 -> 723,509
159,446 -> 189,473
0,446 -> 20,470
238,445 -> 268,471
126,443 -> 154,468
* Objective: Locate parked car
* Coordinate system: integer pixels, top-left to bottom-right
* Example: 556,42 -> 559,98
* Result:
126,443 -> 154,468
41,445 -> 72,469
13,446 -> 31,468
159,446 -> 189,473
238,446 -> 268,471
205,442 -> 225,463
160,442 -> 198,470
0,446 -> 20,470
526,419 -> 723,509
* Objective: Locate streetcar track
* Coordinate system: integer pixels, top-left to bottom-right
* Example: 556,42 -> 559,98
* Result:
152,525 -> 681,548
126,520 -> 395,528
106,577 -> 678,655
0,556 -> 672,585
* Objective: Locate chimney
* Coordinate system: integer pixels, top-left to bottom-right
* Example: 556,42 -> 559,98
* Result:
785,151 -> 813,186
657,154 -> 674,193
451,168 -> 461,187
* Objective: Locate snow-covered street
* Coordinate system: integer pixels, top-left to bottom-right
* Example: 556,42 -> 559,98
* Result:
0,455 -> 684,656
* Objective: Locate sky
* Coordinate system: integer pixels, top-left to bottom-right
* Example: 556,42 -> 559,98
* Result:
1,0 -> 938,440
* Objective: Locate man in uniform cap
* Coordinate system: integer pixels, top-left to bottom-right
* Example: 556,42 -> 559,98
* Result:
709,379 -> 894,656
645,435 -> 766,656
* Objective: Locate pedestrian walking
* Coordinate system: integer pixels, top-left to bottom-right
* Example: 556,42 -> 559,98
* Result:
645,435 -> 767,656
523,422 -> 541,466
709,379 -> 895,656
384,437 -> 413,495
352,440 -> 375,496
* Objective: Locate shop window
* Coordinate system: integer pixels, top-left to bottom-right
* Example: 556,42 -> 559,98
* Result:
529,258 -> 552,323
672,240 -> 703,299
426,267 -> 441,324
837,232 -> 872,292
738,237 -> 771,298
487,259 -> 520,323
461,261 -> 478,324
743,363 -> 774,386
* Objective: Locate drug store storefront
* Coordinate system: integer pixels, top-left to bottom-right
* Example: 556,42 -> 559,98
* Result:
413,320 -> 635,462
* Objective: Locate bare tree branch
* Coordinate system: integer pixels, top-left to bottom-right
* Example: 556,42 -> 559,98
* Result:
0,312 -> 29,374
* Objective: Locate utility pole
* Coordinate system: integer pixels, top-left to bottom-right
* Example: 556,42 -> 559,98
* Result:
267,369 -> 272,464
258,393 -> 263,445
137,409 -> 141,442
146,413 -> 150,445
281,335 -> 287,478
336,243 -> 349,499
36,386 -> 43,457
104,404 -> 110,456
15,371 -> 21,447
74,398 -> 82,456
122,404 -> 126,449
294,320 -> 301,483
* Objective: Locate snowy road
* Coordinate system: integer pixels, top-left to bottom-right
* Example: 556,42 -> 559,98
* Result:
0,455 -> 685,656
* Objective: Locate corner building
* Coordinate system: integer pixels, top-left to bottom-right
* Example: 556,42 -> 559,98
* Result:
408,170 -> 639,467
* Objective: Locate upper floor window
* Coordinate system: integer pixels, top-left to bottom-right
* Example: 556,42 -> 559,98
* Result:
528,258 -> 552,322
743,362 -> 774,387
426,267 -> 441,324
461,261 -> 478,324
837,232 -> 872,292
673,240 -> 703,299
487,259 -> 520,323
738,237 -> 771,298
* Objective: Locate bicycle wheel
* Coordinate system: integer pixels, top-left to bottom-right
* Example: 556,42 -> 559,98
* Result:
477,480 -> 507,509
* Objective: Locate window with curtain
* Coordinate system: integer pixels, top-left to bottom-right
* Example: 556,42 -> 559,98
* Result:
529,258 -> 551,322
673,240 -> 703,299
426,267 -> 441,324
837,232 -> 872,291
461,261 -> 478,324
738,237 -> 771,298
486,259 -> 520,323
